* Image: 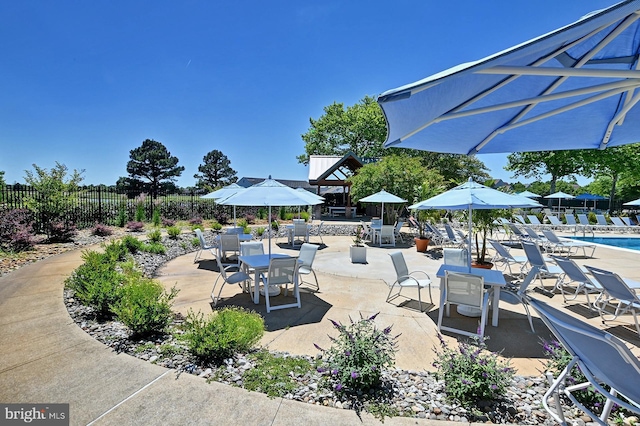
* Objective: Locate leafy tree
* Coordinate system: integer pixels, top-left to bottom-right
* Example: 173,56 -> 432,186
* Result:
24,162 -> 84,236
298,96 -> 387,164
125,139 -> 184,198
400,151 -> 490,186
505,151 -> 586,205
581,144 -> 640,212
194,150 -> 237,191
0,170 -> 5,202
348,155 -> 438,224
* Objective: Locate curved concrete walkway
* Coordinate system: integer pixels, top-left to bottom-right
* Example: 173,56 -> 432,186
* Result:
2,231 -> 639,425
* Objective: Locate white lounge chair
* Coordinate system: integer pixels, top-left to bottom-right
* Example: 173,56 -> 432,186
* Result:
521,240 -> 563,288
551,256 -> 602,307
438,271 -> 490,339
540,229 -> 596,258
488,239 -> 527,276
528,298 -> 640,425
609,216 -> 631,233
492,266 -> 539,333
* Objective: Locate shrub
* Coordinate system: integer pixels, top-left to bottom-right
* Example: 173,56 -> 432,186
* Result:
190,223 -> 204,232
152,209 -> 161,227
315,313 -> 398,394
48,221 -> 77,242
211,222 -> 222,231
112,276 -> 178,337
122,235 -> 144,253
92,223 -> 113,237
237,218 -> 248,229
135,202 -> 146,222
214,211 -> 230,225
279,206 -> 286,220
167,226 -> 181,239
432,334 -> 514,406
144,242 -> 166,254
126,221 -> 145,232
255,227 -> 266,238
116,204 -> 127,227
244,214 -> 255,224
161,217 -> 175,227
257,207 -> 267,220
271,220 -> 279,231
65,250 -> 123,318
300,211 -> 310,222
241,350 -> 315,398
0,209 -> 35,252
147,229 -> 162,244
181,307 -> 264,362
189,216 -> 203,225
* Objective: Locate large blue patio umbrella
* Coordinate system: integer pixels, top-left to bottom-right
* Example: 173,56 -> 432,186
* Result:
575,192 -> 608,209
378,1 -> 640,155
409,178 -> 541,269
218,177 -> 323,255
201,183 -> 246,226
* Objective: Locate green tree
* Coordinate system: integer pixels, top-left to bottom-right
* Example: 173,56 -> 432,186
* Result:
125,139 -> 184,199
505,151 -> 585,204
298,96 -> 387,164
24,162 -> 84,236
348,155 -> 438,224
581,144 -> 640,212
0,170 -> 5,202
194,150 -> 237,191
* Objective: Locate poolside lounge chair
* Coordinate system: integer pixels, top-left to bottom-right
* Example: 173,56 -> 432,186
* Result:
522,225 -> 549,248
492,266 -> 539,332
387,252 -> 432,312
527,214 -> 545,229
546,215 -> 570,231
609,216 -> 631,233
577,214 -> 595,232
595,214 -> 612,231
521,240 -> 563,288
584,265 -> 640,338
513,214 -> 527,225
444,223 -> 465,248
507,222 -> 528,242
528,298 -> 640,425
551,256 -> 602,307
540,229 -> 596,258
488,239 -> 527,276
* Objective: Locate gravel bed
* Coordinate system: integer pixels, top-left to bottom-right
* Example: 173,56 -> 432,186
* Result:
59,227 -> 599,425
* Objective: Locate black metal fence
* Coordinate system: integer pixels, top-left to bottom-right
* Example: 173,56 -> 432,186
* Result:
0,185 -> 231,231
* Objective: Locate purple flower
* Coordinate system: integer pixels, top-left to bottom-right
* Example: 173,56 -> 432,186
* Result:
334,383 -> 343,391
317,367 -> 326,373
329,319 -> 341,328
491,384 -> 497,390
344,350 -> 351,356
314,343 -> 324,351
351,371 -> 359,379
368,312 -> 379,321
332,369 -> 339,375
383,326 -> 392,335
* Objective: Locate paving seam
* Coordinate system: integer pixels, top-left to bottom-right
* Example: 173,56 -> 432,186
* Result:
0,340 -> 89,375
86,370 -> 172,425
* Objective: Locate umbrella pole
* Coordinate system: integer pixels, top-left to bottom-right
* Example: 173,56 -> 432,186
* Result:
234,206 -> 237,227
268,206 -> 272,257
467,205 -> 472,272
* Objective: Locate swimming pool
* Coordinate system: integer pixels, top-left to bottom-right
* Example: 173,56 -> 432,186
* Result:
570,236 -> 640,251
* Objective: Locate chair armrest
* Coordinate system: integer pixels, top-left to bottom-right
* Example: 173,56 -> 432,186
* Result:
408,270 -> 431,280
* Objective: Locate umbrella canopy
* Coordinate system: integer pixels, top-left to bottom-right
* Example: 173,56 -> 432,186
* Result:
295,188 -> 325,217
544,191 -> 575,211
517,190 -> 541,198
201,183 -> 247,225
359,189 -> 407,224
576,192 -> 608,209
410,178 -> 541,268
378,1 -> 640,155
624,197 -> 640,206
218,177 -> 323,255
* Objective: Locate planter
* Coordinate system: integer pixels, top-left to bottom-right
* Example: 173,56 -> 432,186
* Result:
471,261 -> 494,270
349,245 -> 367,264
414,237 -> 430,252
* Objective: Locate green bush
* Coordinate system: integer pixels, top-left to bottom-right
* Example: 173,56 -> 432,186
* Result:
432,334 -> 514,406
257,207 -> 267,220
181,307 -> 265,362
237,218 -> 248,229
167,226 -> 181,239
315,313 -> 398,394
299,211 -> 310,222
117,204 -> 127,227
135,203 -> 146,222
147,229 -> 162,244
144,242 -> 166,254
152,209 -> 161,227
279,206 -> 286,220
65,250 -> 123,318
211,222 -> 222,231
122,235 -> 144,253
241,350 -> 315,398
255,227 -> 266,238
112,276 -> 178,337
102,240 -> 129,263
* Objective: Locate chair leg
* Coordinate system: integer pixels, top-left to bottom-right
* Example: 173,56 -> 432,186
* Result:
211,275 -> 225,306
194,249 -> 202,263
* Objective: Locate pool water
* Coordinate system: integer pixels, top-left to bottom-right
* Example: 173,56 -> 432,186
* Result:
571,236 -> 640,251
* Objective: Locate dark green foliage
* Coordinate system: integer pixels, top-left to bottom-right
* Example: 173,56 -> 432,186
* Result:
145,242 -> 166,254
181,308 -> 264,362
315,313 -> 398,394
65,250 -> 123,318
193,149 -> 237,190
122,235 -> 144,253
257,208 -> 267,220
152,209 -> 161,227
135,203 -> 146,222
241,350 -> 315,398
211,221 -> 222,231
117,204 -> 127,227
0,209 -> 35,252
279,206 -> 286,220
432,334 -> 514,406
125,139 -> 185,198
112,276 -> 178,337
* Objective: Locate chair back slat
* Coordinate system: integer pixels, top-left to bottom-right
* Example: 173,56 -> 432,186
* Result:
445,272 -> 484,307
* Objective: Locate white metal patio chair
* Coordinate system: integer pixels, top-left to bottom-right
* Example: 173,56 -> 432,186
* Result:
193,228 -> 216,263
297,243 -> 320,291
528,298 -> 640,425
259,257 -> 301,313
584,265 -> 640,338
211,253 -> 251,306
379,224 -> 396,247
393,220 -> 405,243
438,271 -> 490,339
443,248 -> 468,267
387,252 -> 432,312
217,234 -> 241,267
491,266 -> 539,333
310,221 -> 325,245
289,221 -> 310,248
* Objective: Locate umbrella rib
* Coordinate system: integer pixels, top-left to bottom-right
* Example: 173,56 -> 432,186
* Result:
601,89 -> 640,148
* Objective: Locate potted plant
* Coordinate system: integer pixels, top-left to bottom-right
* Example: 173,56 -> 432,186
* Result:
469,209 -> 506,269
413,210 -> 434,252
349,225 -> 367,263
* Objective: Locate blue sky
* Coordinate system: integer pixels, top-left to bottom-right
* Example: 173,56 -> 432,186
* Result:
1,1 -> 612,187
